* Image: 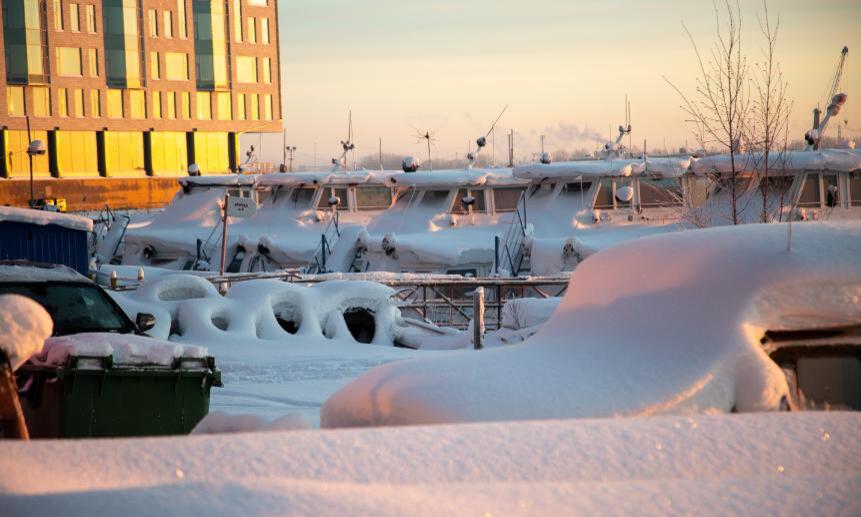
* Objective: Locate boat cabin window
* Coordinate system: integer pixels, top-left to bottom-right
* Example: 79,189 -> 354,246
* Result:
850,172 -> 861,207
290,187 -> 316,207
823,174 -> 839,207
317,187 -> 349,211
452,189 -> 486,214
769,344 -> 861,411
493,187 -> 523,212
798,174 -> 821,208
639,178 -> 682,208
594,179 -> 614,209
561,182 -> 591,197
419,190 -> 452,211
355,187 -> 393,210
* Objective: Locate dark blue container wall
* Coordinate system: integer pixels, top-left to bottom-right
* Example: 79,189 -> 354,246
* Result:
0,222 -> 89,275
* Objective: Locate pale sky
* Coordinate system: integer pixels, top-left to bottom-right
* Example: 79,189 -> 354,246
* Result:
249,0 -> 861,167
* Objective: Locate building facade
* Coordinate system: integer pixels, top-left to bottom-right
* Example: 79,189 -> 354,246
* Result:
0,0 -> 281,179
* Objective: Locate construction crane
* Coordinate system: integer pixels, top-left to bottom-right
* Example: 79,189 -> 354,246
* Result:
805,46 -> 849,150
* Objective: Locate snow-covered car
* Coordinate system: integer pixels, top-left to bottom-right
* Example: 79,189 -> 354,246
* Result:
0,261 -> 157,337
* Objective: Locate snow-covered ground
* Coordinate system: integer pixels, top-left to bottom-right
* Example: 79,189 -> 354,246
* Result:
0,412 -> 858,516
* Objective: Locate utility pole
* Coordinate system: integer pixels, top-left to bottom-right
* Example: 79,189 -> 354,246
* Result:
285,146 -> 296,172
282,129 -> 286,168
24,87 -> 34,207
379,137 -> 383,170
508,129 -> 515,167
313,142 -> 317,170
540,134 -> 545,155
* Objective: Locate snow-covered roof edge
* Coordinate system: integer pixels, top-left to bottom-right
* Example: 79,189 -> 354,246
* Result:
0,206 -> 93,232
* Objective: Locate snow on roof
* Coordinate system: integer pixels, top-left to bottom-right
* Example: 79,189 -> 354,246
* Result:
384,169 -> 491,188
513,159 -> 638,180
0,206 -> 93,232
178,175 -> 258,188
0,263 -> 88,283
514,156 -> 694,181
256,170 -> 396,188
322,221 -> 861,427
0,412 -> 857,515
691,148 -> 861,175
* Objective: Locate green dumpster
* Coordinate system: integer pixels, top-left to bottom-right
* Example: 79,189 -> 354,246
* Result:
17,355 -> 222,438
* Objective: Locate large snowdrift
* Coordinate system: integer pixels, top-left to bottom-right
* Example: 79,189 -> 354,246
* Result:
0,206 -> 93,232
322,221 -> 861,427
0,412 -> 857,515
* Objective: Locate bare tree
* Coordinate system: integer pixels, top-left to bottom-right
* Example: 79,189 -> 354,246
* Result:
666,0 -> 751,225
750,1 -> 793,222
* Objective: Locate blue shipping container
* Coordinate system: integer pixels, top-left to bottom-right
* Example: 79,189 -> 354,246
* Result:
0,221 -> 89,275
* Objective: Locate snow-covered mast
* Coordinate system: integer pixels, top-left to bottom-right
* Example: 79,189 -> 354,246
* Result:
805,46 -> 849,150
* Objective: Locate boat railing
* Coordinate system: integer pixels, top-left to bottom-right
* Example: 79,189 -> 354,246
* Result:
304,209 -> 341,274
495,190 -> 529,276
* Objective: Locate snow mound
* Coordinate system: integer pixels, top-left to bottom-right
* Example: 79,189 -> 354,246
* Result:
0,295 -> 53,370
0,412 -> 858,515
109,275 -> 405,346
192,411 -> 312,434
322,221 -> 861,427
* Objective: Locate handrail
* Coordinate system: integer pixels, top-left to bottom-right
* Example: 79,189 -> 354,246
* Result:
496,190 -> 529,276
304,209 -> 341,273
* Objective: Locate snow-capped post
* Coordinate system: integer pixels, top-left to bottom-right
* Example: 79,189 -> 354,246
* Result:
137,267 -> 145,283
473,287 -> 485,350
110,269 -> 118,289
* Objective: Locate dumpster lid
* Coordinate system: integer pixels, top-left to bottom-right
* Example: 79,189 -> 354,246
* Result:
0,206 -> 93,232
32,333 -> 209,368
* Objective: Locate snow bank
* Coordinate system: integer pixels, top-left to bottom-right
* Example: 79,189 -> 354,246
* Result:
0,206 -> 93,232
0,295 -> 53,370
0,263 -> 85,283
322,221 -> 861,427
501,297 -> 561,330
192,411 -> 311,434
0,412 -> 857,516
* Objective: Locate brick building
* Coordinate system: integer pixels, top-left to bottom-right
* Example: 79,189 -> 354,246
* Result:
0,0 -> 281,182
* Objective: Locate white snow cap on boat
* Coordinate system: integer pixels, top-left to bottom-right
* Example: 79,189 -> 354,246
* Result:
178,175 -> 258,188
322,221 -> 861,427
514,156 -> 693,180
0,206 -> 93,232
691,148 -> 861,175
256,169 -> 395,187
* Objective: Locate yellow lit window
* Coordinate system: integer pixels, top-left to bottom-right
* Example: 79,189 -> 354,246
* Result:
236,56 -> 257,84
107,89 -> 123,118
58,88 -> 69,117
57,47 -> 83,76
151,131 -> 188,175
232,0 -> 242,42
148,9 -> 158,37
261,18 -> 270,44
236,93 -> 246,120
177,0 -> 188,38
193,132 -> 230,174
130,90 -> 146,119
181,92 -> 191,119
247,17 -> 256,43
5,130 -> 50,177
91,89 -> 101,117
197,91 -> 212,120
7,87 -> 25,117
262,57 -> 271,84
54,0 -> 64,30
263,94 -> 273,120
165,52 -> 189,81
164,11 -> 173,38
104,131 -> 146,176
248,0 -> 268,5
152,91 -> 162,119
249,94 -> 259,120
88,48 -> 99,77
151,52 -> 160,80
73,88 -> 84,117
166,91 -> 176,119
32,87 -> 51,117
70,3 -> 80,31
216,92 -> 231,121
85,4 -> 96,33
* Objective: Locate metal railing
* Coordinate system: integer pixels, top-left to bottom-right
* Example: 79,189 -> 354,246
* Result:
495,190 -> 529,277
192,220 -> 224,270
304,209 -> 341,274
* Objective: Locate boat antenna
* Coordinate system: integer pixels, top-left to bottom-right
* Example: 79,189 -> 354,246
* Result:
331,111 -> 356,172
468,105 -> 508,168
412,126 -> 438,171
